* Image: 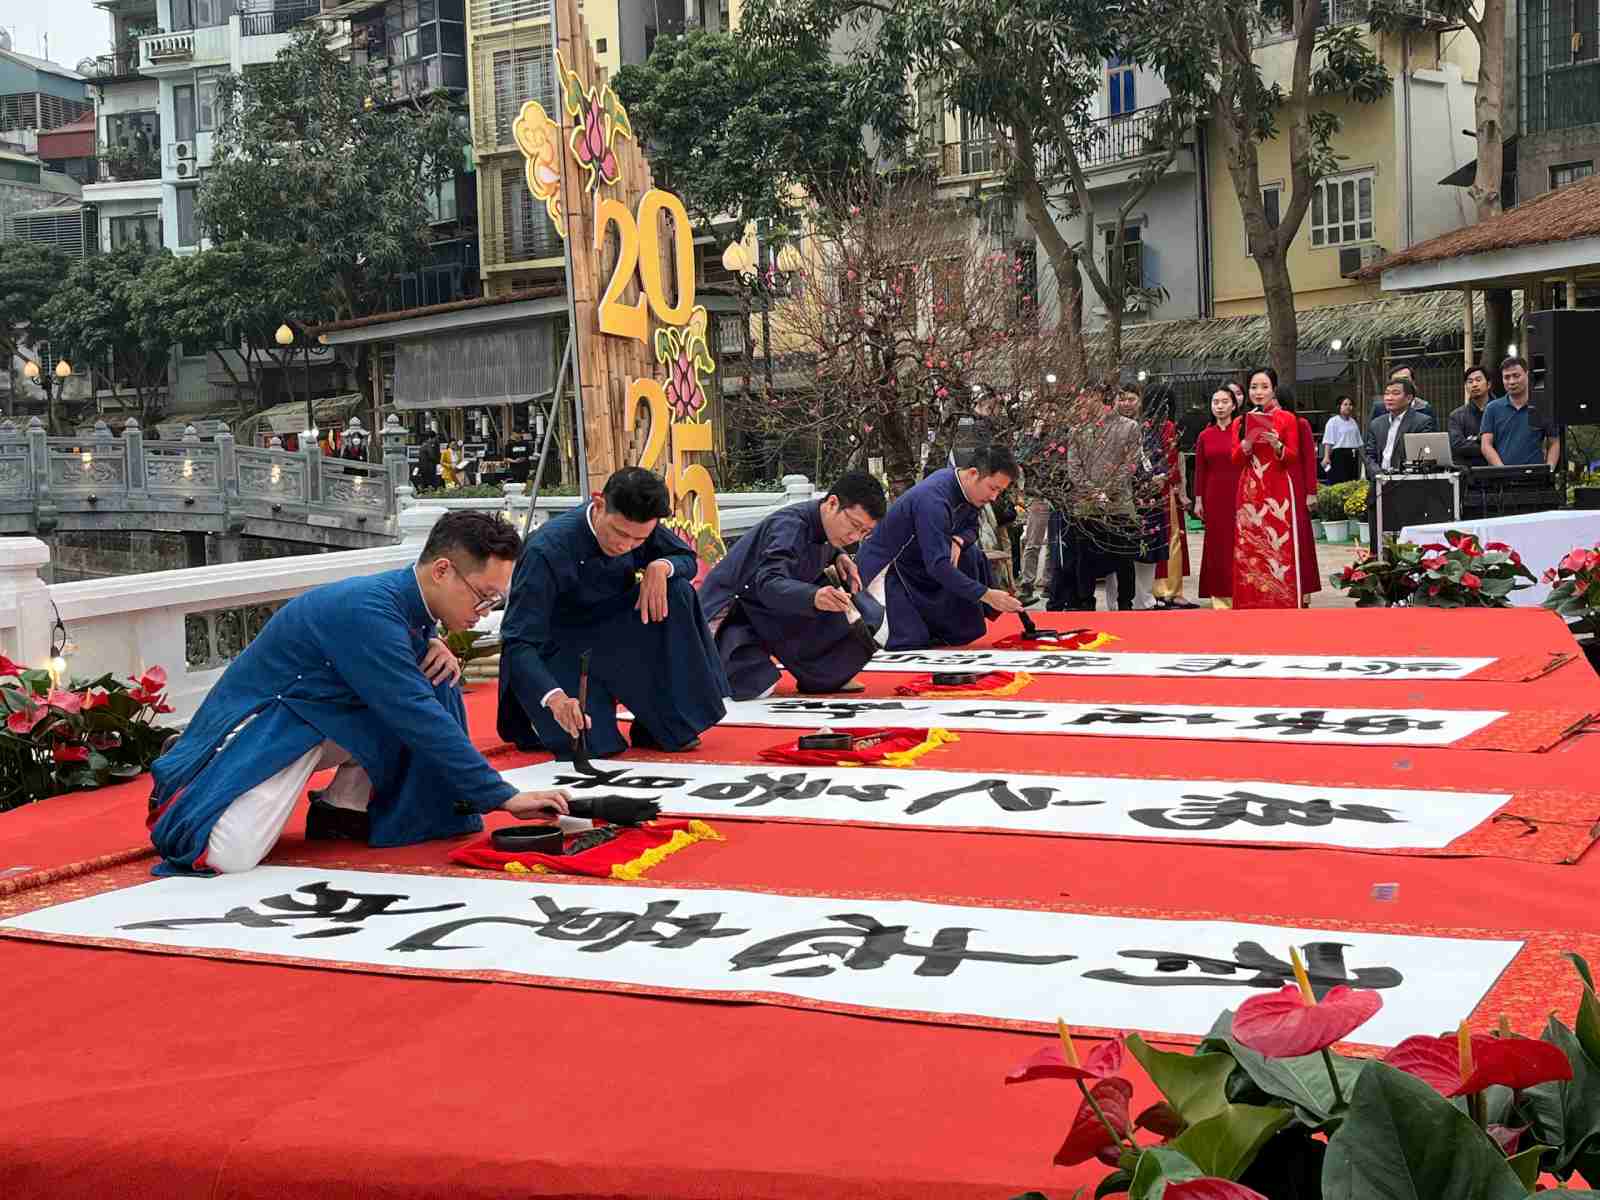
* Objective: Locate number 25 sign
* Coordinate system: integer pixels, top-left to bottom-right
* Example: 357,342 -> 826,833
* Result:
595,187 -> 720,538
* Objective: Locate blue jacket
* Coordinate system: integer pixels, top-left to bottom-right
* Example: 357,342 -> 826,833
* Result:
855,468 -> 985,605
698,499 -> 839,624
149,566 -> 515,873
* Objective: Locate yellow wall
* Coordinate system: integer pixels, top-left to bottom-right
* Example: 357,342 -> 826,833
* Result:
1207,23 -> 1480,317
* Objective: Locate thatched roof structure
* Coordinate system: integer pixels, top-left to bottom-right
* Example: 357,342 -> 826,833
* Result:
1086,289 -> 1522,366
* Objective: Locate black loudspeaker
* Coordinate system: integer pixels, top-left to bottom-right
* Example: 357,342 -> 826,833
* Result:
1526,308 -> 1600,427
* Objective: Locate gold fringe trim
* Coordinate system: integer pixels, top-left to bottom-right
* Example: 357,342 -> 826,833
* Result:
610,819 -> 725,881
1029,632 -> 1119,653
918,671 -> 1034,699
880,727 -> 959,767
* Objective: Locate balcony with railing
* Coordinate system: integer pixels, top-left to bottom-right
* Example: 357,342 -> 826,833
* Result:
88,147 -> 162,184
82,49 -> 145,81
240,0 -> 320,38
932,106 -> 1180,184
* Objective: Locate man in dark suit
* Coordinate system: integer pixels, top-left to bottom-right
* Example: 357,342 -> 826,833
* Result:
1363,377 -> 1436,549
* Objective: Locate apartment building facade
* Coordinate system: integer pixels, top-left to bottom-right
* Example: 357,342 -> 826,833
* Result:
1207,1 -> 1480,318
1516,0 -> 1600,204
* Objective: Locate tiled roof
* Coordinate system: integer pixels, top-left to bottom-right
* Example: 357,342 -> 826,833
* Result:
1359,173 -> 1600,278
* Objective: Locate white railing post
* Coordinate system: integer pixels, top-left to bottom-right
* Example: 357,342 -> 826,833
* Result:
399,504 -> 447,545
502,481 -> 531,529
0,537 -> 55,671
783,474 -> 815,503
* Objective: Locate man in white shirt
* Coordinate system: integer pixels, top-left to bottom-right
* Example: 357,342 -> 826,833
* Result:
1320,395 -> 1362,482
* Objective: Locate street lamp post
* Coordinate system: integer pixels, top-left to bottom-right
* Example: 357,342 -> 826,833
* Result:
275,322 -> 315,449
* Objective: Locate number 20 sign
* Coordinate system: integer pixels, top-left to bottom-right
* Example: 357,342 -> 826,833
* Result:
594,187 -> 719,536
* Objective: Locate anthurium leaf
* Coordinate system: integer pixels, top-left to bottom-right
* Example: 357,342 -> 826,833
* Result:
1517,1017 -> 1600,1178
1171,1104 -> 1290,1180
1506,1143 -> 1551,1190
1096,1170 -> 1134,1198
1568,952 -> 1596,991
1129,1145 -> 1204,1199
1127,1034 -> 1235,1126
1321,1062 -> 1529,1199
1202,1013 -> 1366,1125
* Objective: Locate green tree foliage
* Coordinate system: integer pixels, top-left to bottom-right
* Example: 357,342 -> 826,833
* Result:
0,240 -> 70,376
133,241 -> 329,414
198,26 -> 467,322
1138,0 -> 1391,384
36,243 -> 173,428
741,0 -> 1200,378
612,29 -> 874,232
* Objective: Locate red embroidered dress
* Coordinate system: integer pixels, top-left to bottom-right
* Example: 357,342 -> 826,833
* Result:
1230,406 -> 1303,608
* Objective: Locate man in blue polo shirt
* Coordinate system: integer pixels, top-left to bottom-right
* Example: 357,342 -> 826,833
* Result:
1480,355 -> 1558,468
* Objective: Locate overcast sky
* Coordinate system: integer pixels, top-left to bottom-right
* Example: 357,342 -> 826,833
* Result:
5,1 -> 113,74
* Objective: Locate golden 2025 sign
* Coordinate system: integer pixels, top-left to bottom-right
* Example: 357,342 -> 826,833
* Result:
512,46 -> 721,554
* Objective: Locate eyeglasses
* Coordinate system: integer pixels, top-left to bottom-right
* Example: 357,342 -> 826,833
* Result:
841,511 -> 876,540
447,560 -> 504,614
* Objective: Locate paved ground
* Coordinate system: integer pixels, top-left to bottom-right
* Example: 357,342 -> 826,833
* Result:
1023,529 -> 1371,610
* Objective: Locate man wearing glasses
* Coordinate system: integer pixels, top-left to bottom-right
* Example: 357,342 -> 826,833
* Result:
149,512 -> 571,876
698,472 -> 889,700
498,467 -> 729,757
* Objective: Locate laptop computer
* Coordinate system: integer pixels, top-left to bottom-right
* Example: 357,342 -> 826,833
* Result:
1404,432 -> 1453,468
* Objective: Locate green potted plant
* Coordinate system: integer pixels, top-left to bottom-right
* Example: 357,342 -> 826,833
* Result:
1343,481 -> 1369,545
1321,482 -> 1353,543
1542,542 -> 1600,668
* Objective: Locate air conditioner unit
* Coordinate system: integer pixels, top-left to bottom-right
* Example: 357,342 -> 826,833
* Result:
175,141 -> 195,160
175,160 -> 195,178
1339,243 -> 1388,279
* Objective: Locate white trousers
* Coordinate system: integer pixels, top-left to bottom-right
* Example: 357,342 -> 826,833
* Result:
203,741 -> 372,874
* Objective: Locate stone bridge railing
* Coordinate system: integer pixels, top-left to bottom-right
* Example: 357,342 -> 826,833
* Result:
0,416 -> 407,550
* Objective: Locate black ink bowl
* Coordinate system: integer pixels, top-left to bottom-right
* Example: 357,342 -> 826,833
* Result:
491,825 -> 565,854
931,671 -> 984,686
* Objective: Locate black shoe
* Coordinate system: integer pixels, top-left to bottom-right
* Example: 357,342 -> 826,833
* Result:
306,798 -> 371,842
630,724 -> 701,753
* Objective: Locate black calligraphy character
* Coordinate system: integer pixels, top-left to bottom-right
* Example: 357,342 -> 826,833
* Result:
1047,655 -> 1114,670
121,881 -> 466,940
949,706 -> 1049,721
1244,711 -> 1445,738
902,779 -> 1100,816
1287,660 -> 1458,677
1128,791 -> 1404,831
690,772 -> 829,808
824,783 -> 902,803
766,699 -> 918,722
1165,657 -> 1267,674
390,896 -> 750,953
551,767 -> 690,791
1083,940 -> 1402,995
1066,707 -> 1229,727
729,912 -> 1077,978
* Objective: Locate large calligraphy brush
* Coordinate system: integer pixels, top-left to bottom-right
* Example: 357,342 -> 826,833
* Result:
571,648 -> 602,777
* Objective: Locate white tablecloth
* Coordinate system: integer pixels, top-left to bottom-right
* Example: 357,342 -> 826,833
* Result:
1400,509 -> 1600,606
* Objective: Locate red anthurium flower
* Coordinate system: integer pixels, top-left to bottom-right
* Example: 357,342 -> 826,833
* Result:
1053,1077 -> 1133,1166
1007,1022 -> 1124,1084
52,742 -> 89,763
79,688 -> 109,710
1232,947 -> 1382,1057
1461,572 -> 1482,590
7,702 -> 43,734
1383,1025 -> 1572,1097
1420,555 -> 1446,571
1543,568 -> 1559,584
0,654 -> 22,678
141,666 -> 167,690
1561,548 -> 1594,573
1421,542 -> 1450,551
1486,541 -> 1511,552
1165,1182 -> 1270,1200
46,688 -> 81,714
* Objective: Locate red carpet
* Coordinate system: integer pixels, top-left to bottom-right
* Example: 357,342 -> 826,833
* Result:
1,606 -> 1597,1198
